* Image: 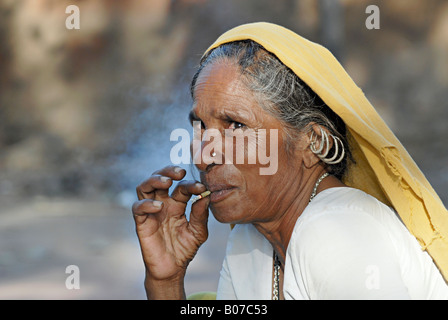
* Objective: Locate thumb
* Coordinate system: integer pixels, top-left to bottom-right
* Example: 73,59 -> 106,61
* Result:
188,197 -> 210,243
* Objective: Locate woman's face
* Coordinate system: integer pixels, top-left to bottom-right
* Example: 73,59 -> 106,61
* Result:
190,59 -> 307,224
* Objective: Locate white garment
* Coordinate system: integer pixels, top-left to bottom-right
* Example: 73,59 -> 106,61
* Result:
216,187 -> 448,300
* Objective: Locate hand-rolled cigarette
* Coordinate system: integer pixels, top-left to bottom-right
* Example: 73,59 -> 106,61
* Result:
190,190 -> 211,204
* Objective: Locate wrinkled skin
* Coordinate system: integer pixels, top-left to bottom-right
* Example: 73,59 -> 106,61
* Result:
132,60 -> 344,299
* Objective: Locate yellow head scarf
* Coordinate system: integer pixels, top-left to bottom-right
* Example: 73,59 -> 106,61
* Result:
204,22 -> 448,282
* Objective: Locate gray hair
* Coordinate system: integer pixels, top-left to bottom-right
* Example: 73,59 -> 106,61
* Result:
190,40 -> 351,179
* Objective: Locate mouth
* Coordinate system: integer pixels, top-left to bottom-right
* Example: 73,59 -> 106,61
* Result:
207,184 -> 237,203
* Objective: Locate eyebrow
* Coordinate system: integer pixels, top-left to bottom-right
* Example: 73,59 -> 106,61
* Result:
188,106 -> 255,126
215,108 -> 252,123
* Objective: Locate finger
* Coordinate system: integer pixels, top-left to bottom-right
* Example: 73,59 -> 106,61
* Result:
170,180 -> 207,204
132,199 -> 163,224
188,196 -> 210,243
152,165 -> 187,181
137,166 -> 187,200
136,174 -> 174,200
151,165 -> 186,198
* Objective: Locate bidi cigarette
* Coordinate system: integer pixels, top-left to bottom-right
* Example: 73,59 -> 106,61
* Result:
190,190 -> 211,204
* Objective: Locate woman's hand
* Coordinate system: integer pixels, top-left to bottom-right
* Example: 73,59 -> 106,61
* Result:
132,165 -> 210,299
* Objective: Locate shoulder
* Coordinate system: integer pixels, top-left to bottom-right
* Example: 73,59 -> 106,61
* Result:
285,187 -> 410,299
286,187 -> 401,283
292,187 -> 397,246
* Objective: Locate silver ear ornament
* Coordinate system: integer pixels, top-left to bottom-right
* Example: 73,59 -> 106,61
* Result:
310,127 -> 345,165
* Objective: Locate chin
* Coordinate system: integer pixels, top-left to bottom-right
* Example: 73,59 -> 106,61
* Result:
209,205 -> 246,224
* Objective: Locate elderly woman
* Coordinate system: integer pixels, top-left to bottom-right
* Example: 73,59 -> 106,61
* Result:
132,23 -> 448,300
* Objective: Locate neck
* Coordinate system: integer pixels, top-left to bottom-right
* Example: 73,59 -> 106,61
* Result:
253,167 -> 343,266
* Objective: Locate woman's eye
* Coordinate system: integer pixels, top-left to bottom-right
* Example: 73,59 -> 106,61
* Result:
229,121 -> 246,130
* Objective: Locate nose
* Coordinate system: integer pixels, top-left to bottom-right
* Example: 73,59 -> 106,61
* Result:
191,128 -> 222,172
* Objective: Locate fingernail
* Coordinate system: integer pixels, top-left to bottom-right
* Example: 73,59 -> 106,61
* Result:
153,200 -> 163,208
174,167 -> 183,173
160,176 -> 170,183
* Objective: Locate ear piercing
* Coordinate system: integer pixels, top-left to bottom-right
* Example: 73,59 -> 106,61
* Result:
310,127 -> 345,165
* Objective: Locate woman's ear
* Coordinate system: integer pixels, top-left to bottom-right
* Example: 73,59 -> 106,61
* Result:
300,134 -> 320,169
300,124 -> 332,168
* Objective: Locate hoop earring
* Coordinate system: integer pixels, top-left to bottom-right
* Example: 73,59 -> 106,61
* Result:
324,135 -> 345,164
310,127 -> 345,165
310,127 -> 328,155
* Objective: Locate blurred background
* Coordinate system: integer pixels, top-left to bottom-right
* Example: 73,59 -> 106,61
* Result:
0,0 -> 447,299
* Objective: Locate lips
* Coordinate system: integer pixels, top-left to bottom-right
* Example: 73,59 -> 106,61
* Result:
206,183 -> 237,203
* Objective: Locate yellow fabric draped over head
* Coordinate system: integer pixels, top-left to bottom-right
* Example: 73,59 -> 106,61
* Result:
203,22 -> 448,282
